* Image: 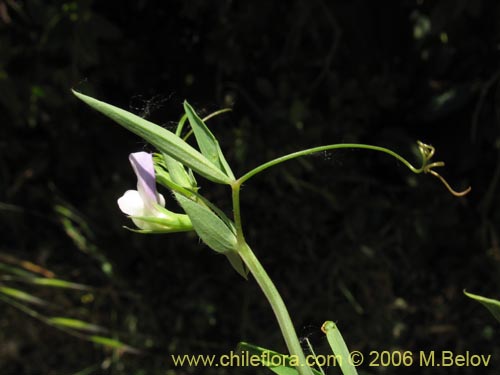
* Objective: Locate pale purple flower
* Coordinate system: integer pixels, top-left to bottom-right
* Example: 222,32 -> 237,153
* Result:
117,152 -> 191,232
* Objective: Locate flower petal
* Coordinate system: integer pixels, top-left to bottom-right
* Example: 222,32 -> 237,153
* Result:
129,152 -> 162,209
117,190 -> 145,216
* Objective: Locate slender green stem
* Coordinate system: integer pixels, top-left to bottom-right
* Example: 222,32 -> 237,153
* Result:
238,243 -> 313,375
175,114 -> 188,137
229,143 -> 427,375
231,180 -> 245,241
231,183 -> 313,375
226,141 -> 466,375
239,143 -> 424,185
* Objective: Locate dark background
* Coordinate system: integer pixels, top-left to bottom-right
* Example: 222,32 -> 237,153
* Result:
1,0 -> 500,374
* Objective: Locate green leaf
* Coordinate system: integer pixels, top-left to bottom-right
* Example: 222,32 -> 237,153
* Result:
183,101 -> 235,179
175,194 -> 248,277
464,290 -> 500,323
72,90 -> 232,184
163,152 -> 197,189
322,321 -> 358,375
237,342 -> 323,375
225,250 -> 248,280
49,317 -> 106,333
153,162 -> 196,199
175,194 -> 237,254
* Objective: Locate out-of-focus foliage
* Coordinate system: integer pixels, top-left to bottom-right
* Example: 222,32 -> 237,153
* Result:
1,0 -> 500,374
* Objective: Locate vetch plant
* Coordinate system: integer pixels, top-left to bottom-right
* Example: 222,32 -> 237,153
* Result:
73,90 -> 470,375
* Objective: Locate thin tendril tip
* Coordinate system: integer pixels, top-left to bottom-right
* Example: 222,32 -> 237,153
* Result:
417,141 -> 471,197
428,170 -> 472,197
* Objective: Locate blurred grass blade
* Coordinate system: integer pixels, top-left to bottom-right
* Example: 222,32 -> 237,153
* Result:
0,293 -> 141,355
49,317 -> 107,333
71,364 -> 100,375
30,278 -> 91,290
55,202 -> 114,277
322,321 -> 358,375
56,205 -> 93,252
183,101 -> 235,179
464,290 -> 500,323
0,261 -> 37,278
0,252 -> 55,277
237,342 -> 323,375
73,90 -> 232,184
90,335 -> 141,354
54,203 -> 93,238
0,275 -> 91,291
0,286 -> 47,306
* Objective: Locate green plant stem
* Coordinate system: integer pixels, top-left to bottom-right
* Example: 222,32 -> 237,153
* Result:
229,143 -> 425,375
232,180 -> 245,241
231,182 -> 313,375
238,243 -> 312,375
239,143 -> 424,185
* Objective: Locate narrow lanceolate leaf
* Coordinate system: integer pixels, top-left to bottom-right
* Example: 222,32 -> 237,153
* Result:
322,321 -> 358,375
464,290 -> 500,323
72,91 -> 232,184
0,286 -> 47,306
183,101 -> 235,179
237,342 -> 323,375
175,194 -> 237,254
163,152 -> 197,189
49,317 -> 107,333
175,193 -> 247,277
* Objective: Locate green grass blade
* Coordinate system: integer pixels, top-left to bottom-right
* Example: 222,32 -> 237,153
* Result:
49,317 -> 107,333
464,290 -> 500,323
0,286 -> 47,306
73,90 -> 232,184
0,275 -> 91,291
31,277 -> 91,290
54,202 -> 114,277
89,335 -> 141,354
0,294 -> 141,355
0,253 -> 55,277
0,261 -> 37,278
322,321 -> 358,375
71,364 -> 100,375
